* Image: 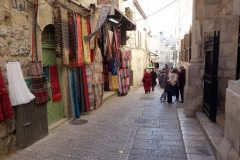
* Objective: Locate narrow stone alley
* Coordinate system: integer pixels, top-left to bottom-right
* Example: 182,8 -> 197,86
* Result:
4,86 -> 215,160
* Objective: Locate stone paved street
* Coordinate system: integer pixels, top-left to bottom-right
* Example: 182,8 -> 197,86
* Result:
4,86 -> 214,160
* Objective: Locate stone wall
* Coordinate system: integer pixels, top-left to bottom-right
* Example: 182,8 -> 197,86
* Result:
217,80 -> 240,160
0,0 -> 33,158
203,0 -> 239,108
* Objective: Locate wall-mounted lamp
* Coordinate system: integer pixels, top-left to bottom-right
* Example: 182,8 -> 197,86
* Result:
108,18 -> 119,24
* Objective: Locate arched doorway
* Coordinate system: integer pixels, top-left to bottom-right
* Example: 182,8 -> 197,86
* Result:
41,24 -> 63,125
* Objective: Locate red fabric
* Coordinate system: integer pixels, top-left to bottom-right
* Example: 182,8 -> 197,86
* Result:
142,72 -> 152,92
0,70 -> 13,121
113,27 -> 120,59
49,66 -> 61,102
76,14 -> 83,66
82,65 -> 90,112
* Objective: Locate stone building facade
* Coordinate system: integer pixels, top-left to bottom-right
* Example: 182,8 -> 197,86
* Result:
0,0 -> 32,157
182,0 -> 240,159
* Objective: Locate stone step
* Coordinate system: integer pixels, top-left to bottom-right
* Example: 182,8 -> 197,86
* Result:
196,112 -> 224,157
103,91 -> 118,103
216,108 -> 225,132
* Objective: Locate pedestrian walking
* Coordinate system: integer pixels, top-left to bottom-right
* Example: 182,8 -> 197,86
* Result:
142,69 -> 152,94
150,69 -> 157,91
165,68 -> 179,104
178,66 -> 186,103
175,68 -> 180,101
160,67 -> 169,100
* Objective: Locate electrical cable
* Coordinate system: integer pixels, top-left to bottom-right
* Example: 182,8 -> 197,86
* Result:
134,0 -> 177,22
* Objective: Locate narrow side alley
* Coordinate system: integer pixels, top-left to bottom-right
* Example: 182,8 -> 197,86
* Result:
4,86 -> 214,160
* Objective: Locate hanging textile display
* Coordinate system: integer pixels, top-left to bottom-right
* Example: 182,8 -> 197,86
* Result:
0,69 -> 14,121
119,49 -> 131,95
53,2 -> 63,64
29,61 -> 49,105
68,11 -> 78,67
61,7 -> 69,65
82,64 -> 90,112
75,66 -> 86,112
49,66 -> 61,102
85,64 -> 94,110
82,17 -> 91,64
75,14 -> 83,66
84,6 -> 111,42
6,62 -> 35,106
68,69 -> 80,118
92,48 -> 103,109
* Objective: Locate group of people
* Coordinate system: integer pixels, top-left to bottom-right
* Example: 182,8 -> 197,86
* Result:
142,66 -> 186,104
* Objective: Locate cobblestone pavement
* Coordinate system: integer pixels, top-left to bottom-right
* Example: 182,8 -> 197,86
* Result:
5,86 -> 196,160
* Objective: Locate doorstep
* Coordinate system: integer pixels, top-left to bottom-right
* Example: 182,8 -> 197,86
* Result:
196,112 -> 224,157
103,91 -> 118,103
48,118 -> 68,131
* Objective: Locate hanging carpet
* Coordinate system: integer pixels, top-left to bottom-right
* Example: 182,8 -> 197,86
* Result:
75,14 -> 83,66
82,64 -> 90,112
82,17 -> 91,64
61,6 -> 69,65
75,66 -> 86,112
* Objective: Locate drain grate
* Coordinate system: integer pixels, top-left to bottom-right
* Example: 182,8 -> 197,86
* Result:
134,118 -> 152,124
141,97 -> 155,100
70,119 -> 88,125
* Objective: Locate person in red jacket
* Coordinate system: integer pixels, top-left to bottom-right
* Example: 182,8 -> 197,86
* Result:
142,69 -> 152,94
178,66 -> 186,103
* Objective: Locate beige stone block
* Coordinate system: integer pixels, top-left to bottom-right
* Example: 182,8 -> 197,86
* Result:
218,137 -> 232,160
218,70 -> 223,77
205,5 -> 217,19
233,0 -> 240,15
227,148 -> 239,160
204,19 -> 215,32
214,18 -> 221,30
223,70 -> 236,78
218,57 -> 226,69
228,80 -> 240,95
219,42 -> 233,56
231,31 -> 239,42
220,30 -> 231,43
228,16 -> 239,30
221,17 -> 229,31
226,58 -> 237,69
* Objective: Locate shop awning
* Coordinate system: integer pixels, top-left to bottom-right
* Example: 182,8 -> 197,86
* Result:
97,4 -> 136,45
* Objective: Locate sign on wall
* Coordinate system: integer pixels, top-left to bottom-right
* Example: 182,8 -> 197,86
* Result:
12,0 -> 28,15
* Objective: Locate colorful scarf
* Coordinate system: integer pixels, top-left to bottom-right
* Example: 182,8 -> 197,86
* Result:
49,66 -> 61,102
75,14 -> 83,66
68,11 -> 77,67
82,17 -> 91,64
82,64 -> 90,112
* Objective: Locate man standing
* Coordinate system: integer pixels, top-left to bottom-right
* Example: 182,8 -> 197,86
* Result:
178,66 -> 186,103
150,69 -> 157,91
160,66 -> 170,100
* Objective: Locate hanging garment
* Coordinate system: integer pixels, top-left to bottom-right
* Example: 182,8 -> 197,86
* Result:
109,73 -> 119,90
68,11 -> 77,67
68,69 -> 80,118
43,66 -> 50,83
6,62 -> 35,106
82,17 -> 91,64
75,66 -> 86,112
53,2 -> 63,64
61,6 -> 69,65
85,64 -> 94,110
49,66 -> 61,102
75,14 -> 83,66
0,69 -> 14,121
84,6 -> 111,42
82,64 -> 90,112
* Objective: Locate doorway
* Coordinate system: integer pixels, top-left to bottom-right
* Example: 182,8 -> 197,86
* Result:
41,25 -> 64,125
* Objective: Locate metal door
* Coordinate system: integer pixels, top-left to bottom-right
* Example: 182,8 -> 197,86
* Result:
203,31 -> 220,122
41,25 -> 63,125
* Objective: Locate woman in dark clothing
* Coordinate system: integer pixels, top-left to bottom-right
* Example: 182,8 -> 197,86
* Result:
142,69 -> 152,94
165,68 -> 179,103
